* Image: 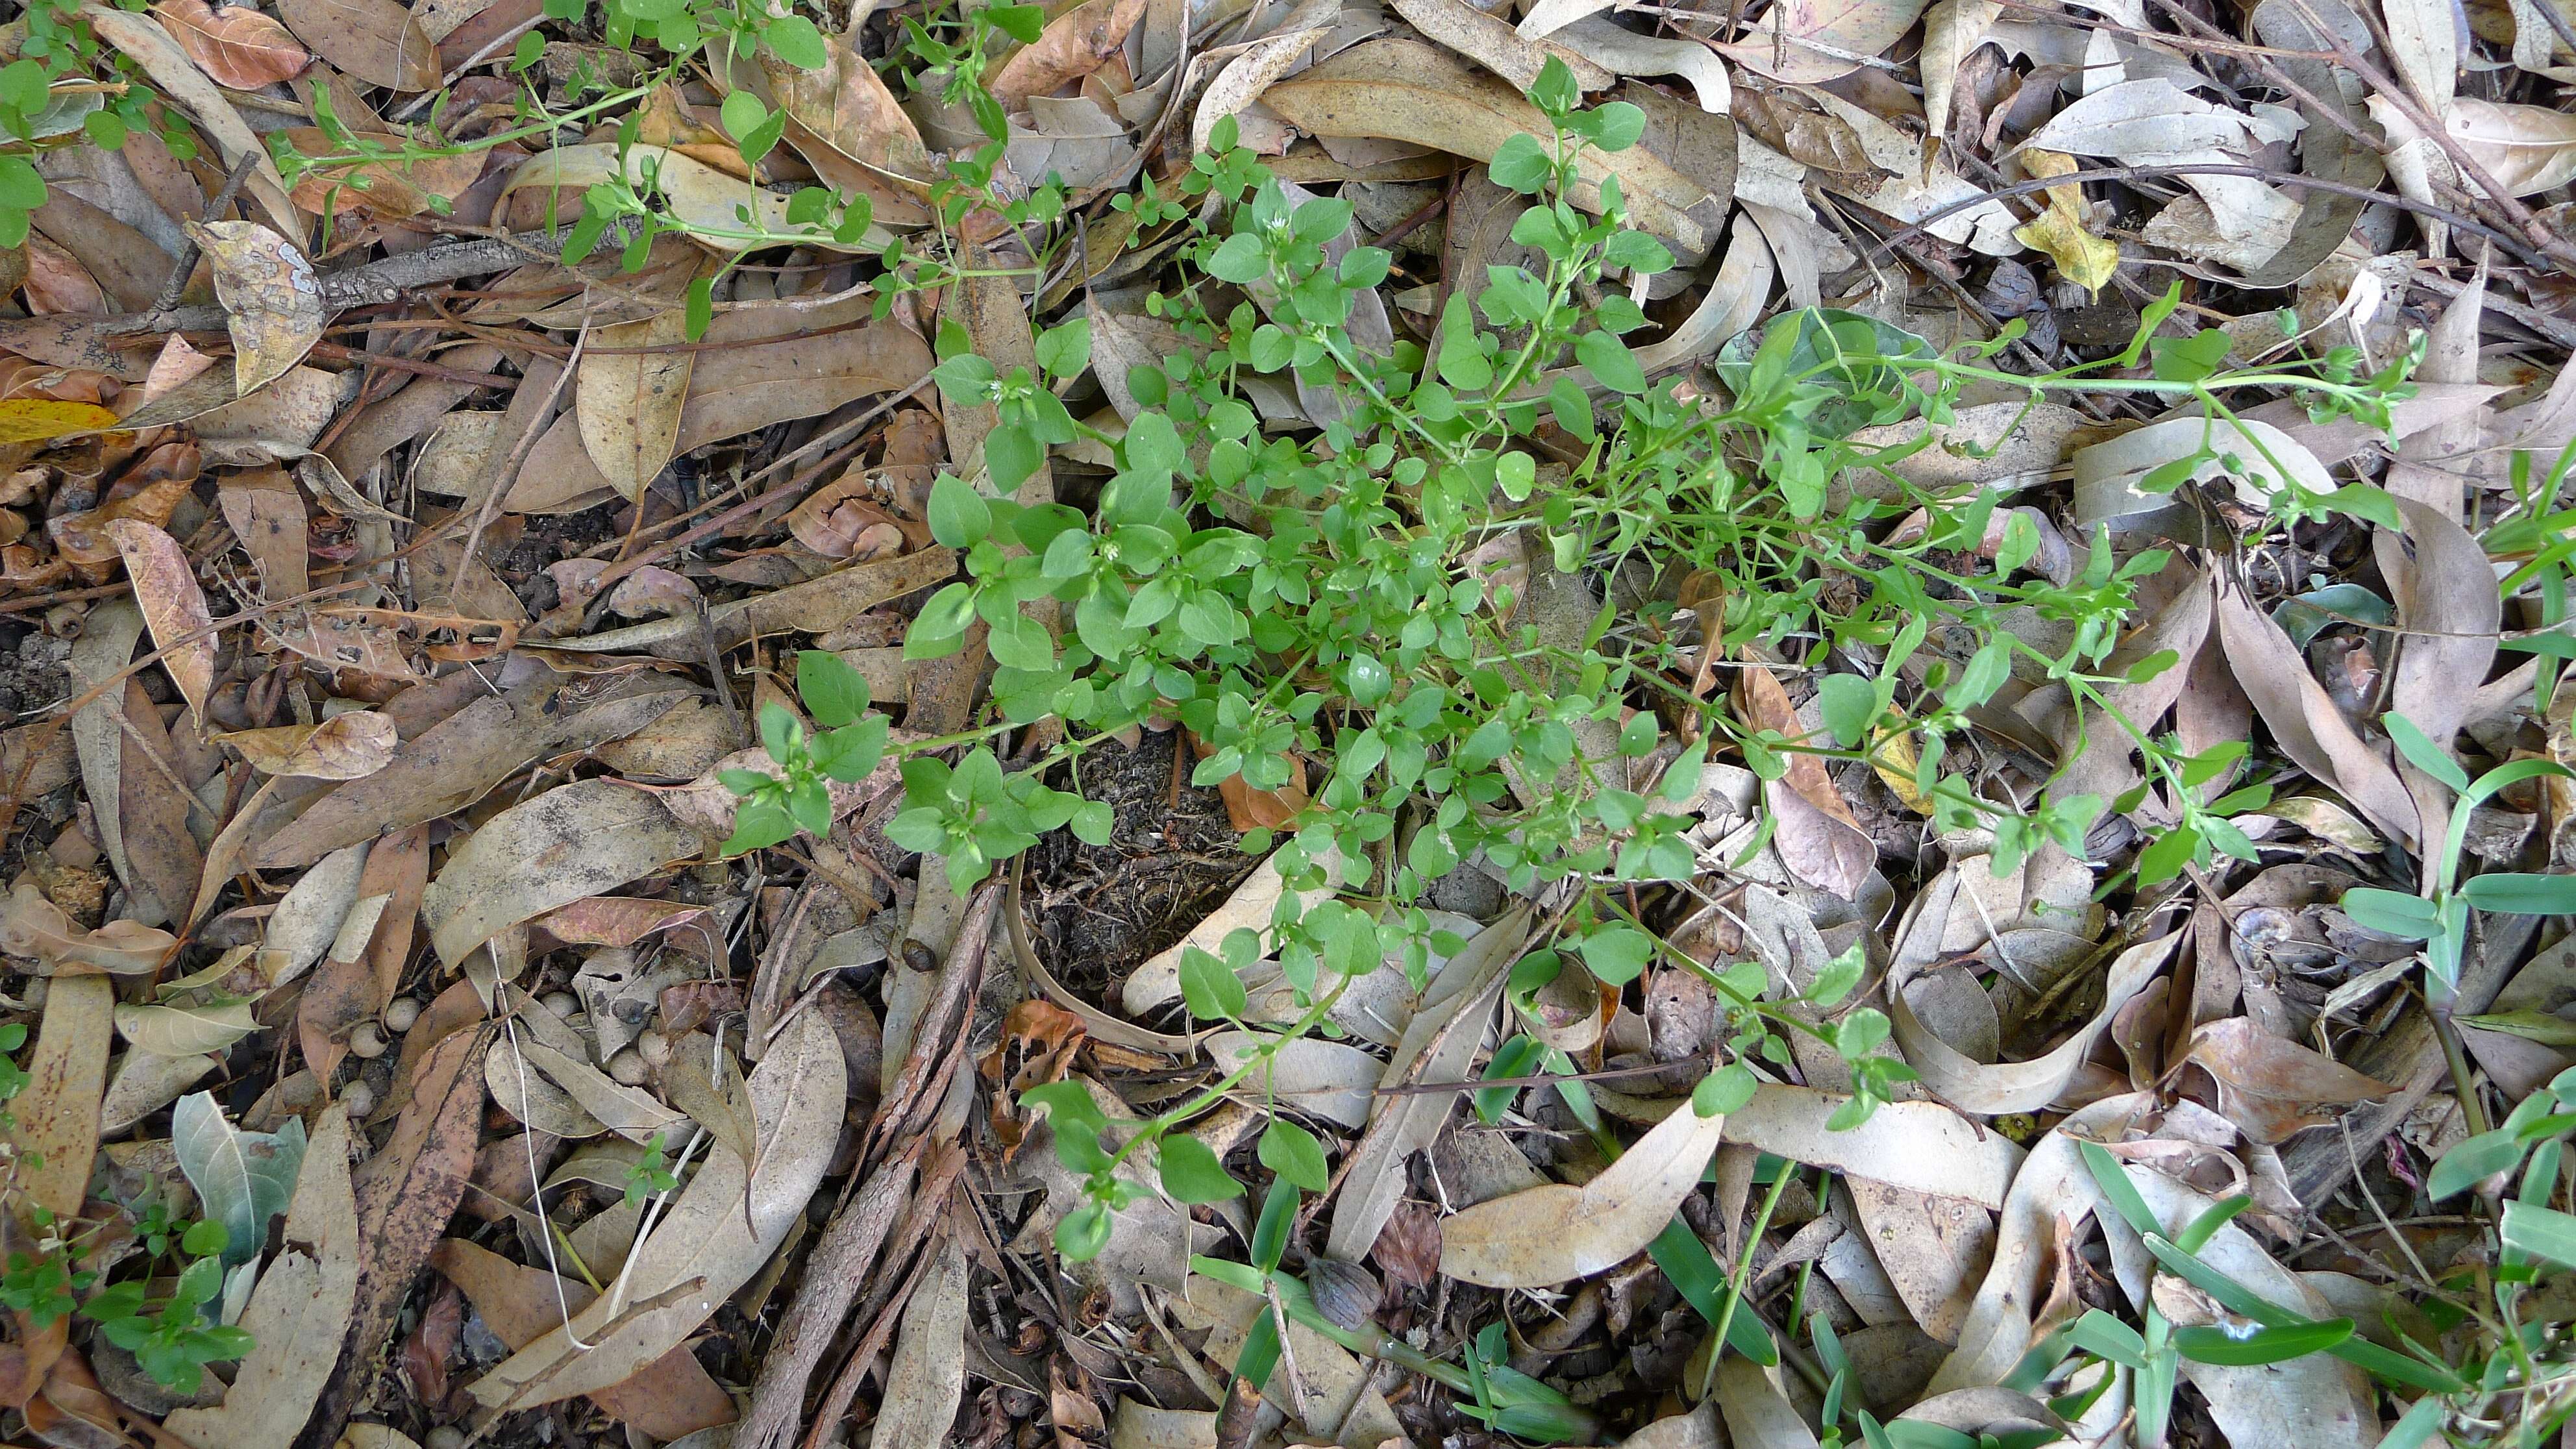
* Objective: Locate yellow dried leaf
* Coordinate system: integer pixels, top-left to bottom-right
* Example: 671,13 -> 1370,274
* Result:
2012,147 -> 2118,295
0,399 -> 121,443
1871,724 -> 1930,813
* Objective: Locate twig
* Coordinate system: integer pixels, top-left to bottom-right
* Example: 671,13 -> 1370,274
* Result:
149,152 -> 263,314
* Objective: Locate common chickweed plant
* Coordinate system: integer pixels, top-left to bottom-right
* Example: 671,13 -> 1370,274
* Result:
700,55 -> 2433,1266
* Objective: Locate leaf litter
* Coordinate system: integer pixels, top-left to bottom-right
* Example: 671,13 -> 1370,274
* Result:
2,0 -> 2576,1442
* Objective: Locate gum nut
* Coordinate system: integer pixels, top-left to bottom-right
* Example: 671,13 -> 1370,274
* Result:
382,998 -> 422,1033
607,1048 -> 649,1085
338,1081 -> 377,1119
21,977 -> 45,1009
348,1022 -> 389,1059
541,991 -> 579,1017
562,1012 -> 590,1034
1306,1257 -> 1381,1331
636,1029 -> 673,1068
427,1429 -> 467,1449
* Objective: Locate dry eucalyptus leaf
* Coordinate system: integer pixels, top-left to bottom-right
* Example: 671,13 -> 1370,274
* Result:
0,881 -> 179,974
274,0 -> 439,90
578,308 -> 697,499
1438,1095 -> 1729,1287
105,517 -> 217,727
153,0 -> 312,88
419,779 -> 704,969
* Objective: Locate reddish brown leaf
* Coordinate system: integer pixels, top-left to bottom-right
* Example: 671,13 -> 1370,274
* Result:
989,0 -> 1148,108
153,0 -> 311,86
1735,660 -> 1876,900
1371,1200 -> 1443,1288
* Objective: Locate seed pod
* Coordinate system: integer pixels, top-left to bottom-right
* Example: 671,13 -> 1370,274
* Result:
1306,1257 -> 1380,1332
382,997 -> 422,1033
347,1022 -> 388,1059
338,1080 -> 377,1119
607,1047 -> 650,1085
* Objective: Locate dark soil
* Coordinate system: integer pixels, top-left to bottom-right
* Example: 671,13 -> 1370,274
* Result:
1023,727 -> 1255,1003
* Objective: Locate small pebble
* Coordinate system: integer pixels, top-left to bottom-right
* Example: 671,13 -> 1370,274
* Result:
606,1048 -> 649,1085
635,1028 -> 673,1069
382,998 -> 421,1033
540,991 -> 579,1018
347,1022 -> 388,1059
426,1428 -> 467,1449
338,1081 -> 377,1118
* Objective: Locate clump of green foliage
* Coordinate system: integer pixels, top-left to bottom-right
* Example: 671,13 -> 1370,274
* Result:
0,1029 -> 253,1393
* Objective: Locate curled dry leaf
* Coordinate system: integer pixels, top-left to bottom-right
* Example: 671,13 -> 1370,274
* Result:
989,0 -> 1148,109
467,1009 -> 842,1410
0,882 -> 179,974
213,711 -> 400,780
1439,1095 -> 1730,1287
273,0 -> 439,90
1892,932 -> 2178,1113
187,221 -> 326,396
1121,847 -> 1343,1013
2180,1017 -> 2395,1143
153,0 -> 311,87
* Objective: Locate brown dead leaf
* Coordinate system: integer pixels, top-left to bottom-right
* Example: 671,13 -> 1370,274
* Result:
1370,1200 -> 1443,1287
307,1025 -> 487,1448
534,896 -> 710,948
103,517 -> 216,728
9,976 -> 113,1220
155,0 -> 312,86
1733,78 -> 1877,175
0,882 -> 179,974
274,0 -> 439,89
281,128 -> 488,217
188,221 -> 325,395
2181,1017 -> 2394,1144
578,307 -> 696,500
1737,660 -> 1876,900
432,1239 -> 737,1439
991,0 -> 1147,108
